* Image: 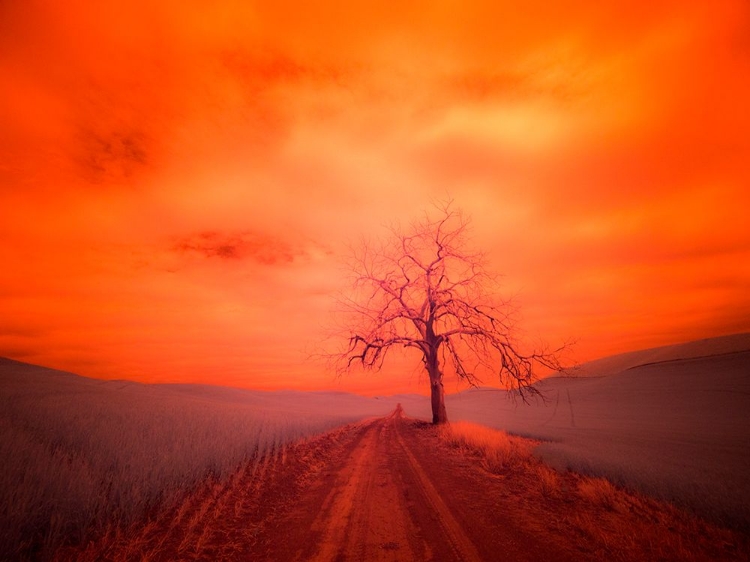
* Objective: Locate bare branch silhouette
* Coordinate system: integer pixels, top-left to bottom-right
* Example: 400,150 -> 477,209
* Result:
328,201 -> 566,424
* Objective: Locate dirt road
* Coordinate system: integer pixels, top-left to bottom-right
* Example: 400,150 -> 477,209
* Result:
230,406 -> 568,562
60,408 -> 747,562
292,406 -> 486,561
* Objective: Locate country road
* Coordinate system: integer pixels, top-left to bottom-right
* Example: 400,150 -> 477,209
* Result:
57,408 -> 748,562
296,407 -> 485,561
243,407 -> 565,562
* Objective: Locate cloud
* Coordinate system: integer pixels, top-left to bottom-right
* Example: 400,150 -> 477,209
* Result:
172,230 -> 302,264
75,126 -> 151,184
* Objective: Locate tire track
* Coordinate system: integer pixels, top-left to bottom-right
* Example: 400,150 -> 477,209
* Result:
302,409 -> 481,561
302,418 -> 382,561
301,413 -> 423,561
391,411 -> 483,562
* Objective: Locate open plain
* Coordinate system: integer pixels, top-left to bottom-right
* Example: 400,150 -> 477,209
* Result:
57,408 -> 748,562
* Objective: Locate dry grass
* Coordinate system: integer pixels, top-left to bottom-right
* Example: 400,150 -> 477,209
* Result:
0,366 -> 396,561
53,421 -> 362,562
577,476 -> 621,511
439,420 -> 534,472
533,463 -> 560,499
441,421 -> 623,507
437,420 -> 750,561
440,421 -> 561,498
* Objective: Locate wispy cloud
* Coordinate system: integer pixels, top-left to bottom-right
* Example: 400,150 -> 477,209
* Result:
172,230 -> 301,264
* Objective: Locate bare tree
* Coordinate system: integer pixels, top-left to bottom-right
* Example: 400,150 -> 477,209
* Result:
330,202 -> 565,424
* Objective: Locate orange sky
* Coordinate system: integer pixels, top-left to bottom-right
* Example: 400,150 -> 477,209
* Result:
1,1 -> 749,395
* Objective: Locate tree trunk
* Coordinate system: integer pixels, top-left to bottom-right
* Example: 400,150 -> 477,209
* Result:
425,336 -> 448,424
430,376 -> 448,424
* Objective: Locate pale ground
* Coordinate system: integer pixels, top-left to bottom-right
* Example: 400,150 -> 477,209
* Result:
427,333 -> 750,530
0,358 -> 403,559
57,409 -> 748,562
2,332 -> 749,559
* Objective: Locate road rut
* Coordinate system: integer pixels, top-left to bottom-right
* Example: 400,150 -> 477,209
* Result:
298,407 -> 482,561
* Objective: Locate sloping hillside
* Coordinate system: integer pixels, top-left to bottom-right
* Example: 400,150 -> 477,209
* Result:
569,332 -> 750,377
445,335 -> 750,530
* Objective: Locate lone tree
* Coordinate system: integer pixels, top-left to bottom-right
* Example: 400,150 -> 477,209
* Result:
331,202 -> 564,424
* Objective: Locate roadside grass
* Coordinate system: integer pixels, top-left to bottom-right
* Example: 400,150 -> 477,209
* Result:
438,420 -> 749,561
445,350 -> 750,532
0,363 -> 396,561
53,421 -> 362,562
1,402 -> 352,561
576,476 -> 621,511
533,463 -> 560,499
438,420 -> 534,472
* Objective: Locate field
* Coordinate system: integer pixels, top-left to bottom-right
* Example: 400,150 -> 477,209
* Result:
443,333 -> 750,531
2,333 -> 749,560
54,413 -> 749,561
0,358 -> 400,560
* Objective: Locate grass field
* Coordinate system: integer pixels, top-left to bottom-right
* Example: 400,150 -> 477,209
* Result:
0,358 -> 400,561
441,335 -> 750,531
3,333 -> 749,559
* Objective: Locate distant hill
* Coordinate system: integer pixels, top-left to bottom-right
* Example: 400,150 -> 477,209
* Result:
567,332 -> 750,378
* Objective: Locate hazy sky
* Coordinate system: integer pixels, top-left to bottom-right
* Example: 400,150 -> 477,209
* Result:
2,1 -> 749,394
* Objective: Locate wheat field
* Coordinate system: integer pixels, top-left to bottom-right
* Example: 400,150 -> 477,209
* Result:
0,358 -> 399,561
